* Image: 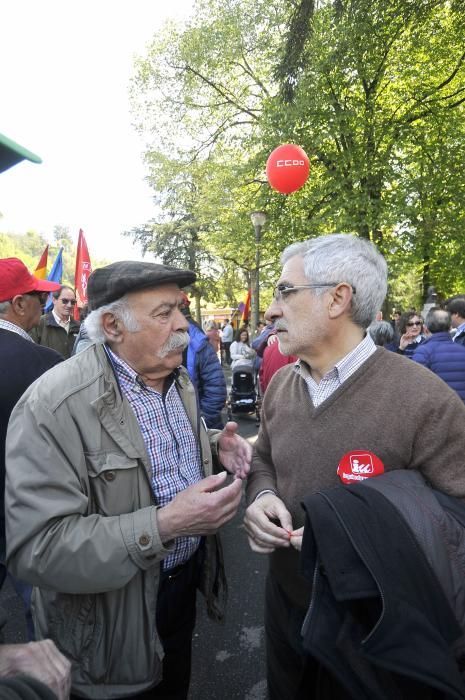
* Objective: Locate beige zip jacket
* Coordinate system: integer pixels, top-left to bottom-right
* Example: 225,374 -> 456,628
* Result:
5,343 -> 223,698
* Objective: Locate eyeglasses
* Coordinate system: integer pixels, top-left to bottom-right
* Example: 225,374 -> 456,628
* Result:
406,321 -> 422,327
60,299 -> 76,306
273,282 -> 356,302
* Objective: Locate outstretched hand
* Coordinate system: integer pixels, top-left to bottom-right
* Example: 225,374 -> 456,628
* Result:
218,421 -> 252,480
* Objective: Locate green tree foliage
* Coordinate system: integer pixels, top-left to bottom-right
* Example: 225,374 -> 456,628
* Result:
0,231 -> 50,274
130,0 -> 465,311
0,229 -> 111,288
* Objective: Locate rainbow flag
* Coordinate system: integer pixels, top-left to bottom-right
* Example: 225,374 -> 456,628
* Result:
33,245 -> 49,279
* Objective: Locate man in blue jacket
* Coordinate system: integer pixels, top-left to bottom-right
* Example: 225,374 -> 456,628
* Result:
181,294 -> 227,428
412,307 -> 465,402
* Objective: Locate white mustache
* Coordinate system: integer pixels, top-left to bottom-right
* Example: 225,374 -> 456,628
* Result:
273,322 -> 288,332
157,331 -> 190,358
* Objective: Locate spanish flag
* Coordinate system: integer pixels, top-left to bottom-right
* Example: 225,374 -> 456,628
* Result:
33,245 -> 49,279
241,289 -> 251,324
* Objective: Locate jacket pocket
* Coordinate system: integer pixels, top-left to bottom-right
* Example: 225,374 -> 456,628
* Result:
85,452 -> 141,516
88,582 -> 162,686
43,592 -> 100,666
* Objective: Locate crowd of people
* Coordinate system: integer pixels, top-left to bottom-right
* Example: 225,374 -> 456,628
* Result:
1,233 -> 465,700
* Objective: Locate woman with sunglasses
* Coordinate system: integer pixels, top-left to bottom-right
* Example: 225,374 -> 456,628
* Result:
396,311 -> 426,358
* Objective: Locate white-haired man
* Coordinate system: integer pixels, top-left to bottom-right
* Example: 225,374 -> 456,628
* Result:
244,234 -> 465,699
5,261 -> 251,700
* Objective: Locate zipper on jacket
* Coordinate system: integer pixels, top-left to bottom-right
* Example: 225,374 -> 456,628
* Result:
301,559 -> 320,640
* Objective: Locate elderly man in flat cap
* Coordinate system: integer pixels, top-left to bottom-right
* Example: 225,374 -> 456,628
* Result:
5,261 -> 252,700
0,258 -> 71,700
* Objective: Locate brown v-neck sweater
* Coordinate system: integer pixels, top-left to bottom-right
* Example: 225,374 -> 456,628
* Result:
246,347 -> 465,607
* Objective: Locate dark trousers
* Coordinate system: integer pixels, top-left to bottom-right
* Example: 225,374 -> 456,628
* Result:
71,555 -> 199,700
265,572 -> 308,700
150,558 -> 198,699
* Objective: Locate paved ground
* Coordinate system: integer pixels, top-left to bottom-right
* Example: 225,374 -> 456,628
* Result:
190,408 -> 267,700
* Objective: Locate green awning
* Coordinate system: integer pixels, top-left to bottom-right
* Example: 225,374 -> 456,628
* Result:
0,132 -> 42,173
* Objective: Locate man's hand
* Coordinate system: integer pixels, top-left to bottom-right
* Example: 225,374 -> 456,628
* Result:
244,493 -> 293,553
0,640 -> 71,700
218,422 -> 252,480
290,526 -> 304,551
157,472 -> 243,543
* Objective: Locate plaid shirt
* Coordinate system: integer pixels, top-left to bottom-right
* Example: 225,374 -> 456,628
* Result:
108,349 -> 202,570
296,333 -> 377,407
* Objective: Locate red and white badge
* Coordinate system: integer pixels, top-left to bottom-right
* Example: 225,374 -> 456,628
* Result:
337,451 -> 384,485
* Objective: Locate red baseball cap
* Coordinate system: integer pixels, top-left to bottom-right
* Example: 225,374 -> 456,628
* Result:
0,257 -> 61,303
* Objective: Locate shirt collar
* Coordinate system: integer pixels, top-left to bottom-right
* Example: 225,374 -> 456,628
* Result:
0,319 -> 34,342
52,308 -> 70,329
107,347 -> 140,388
106,346 -> 178,393
295,333 -> 377,383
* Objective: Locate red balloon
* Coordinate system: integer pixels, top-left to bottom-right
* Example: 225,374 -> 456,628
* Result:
266,144 -> 310,194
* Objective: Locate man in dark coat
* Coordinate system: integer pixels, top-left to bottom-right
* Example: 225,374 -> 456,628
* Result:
30,285 -> 80,358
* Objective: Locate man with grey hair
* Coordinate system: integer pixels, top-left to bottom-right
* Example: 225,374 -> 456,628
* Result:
244,234 -> 465,699
367,319 -> 395,347
412,307 -> 465,402
5,260 -> 252,700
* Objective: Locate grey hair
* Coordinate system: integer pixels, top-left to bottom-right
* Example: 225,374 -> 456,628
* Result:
0,301 -> 12,315
281,234 -> 388,328
425,308 -> 451,333
367,320 -> 394,346
84,295 -> 141,343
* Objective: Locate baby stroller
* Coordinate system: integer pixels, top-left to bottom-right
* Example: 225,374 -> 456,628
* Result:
227,363 -> 261,424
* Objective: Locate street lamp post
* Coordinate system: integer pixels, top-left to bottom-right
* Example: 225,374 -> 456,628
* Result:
250,211 -> 267,333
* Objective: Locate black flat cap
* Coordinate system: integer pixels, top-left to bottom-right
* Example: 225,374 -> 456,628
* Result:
88,261 -> 196,310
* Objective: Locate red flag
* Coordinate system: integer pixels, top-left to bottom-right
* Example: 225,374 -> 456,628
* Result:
33,244 -> 49,279
74,229 -> 92,321
241,289 -> 251,324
